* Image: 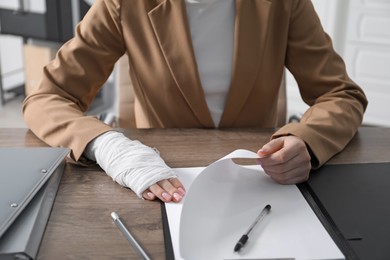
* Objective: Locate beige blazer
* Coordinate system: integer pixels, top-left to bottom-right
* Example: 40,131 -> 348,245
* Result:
23,0 -> 367,167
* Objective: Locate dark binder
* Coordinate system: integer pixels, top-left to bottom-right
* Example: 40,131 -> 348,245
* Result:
301,162 -> 390,260
0,147 -> 69,259
161,203 -> 175,260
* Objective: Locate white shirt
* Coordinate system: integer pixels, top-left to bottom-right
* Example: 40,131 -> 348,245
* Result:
185,0 -> 235,126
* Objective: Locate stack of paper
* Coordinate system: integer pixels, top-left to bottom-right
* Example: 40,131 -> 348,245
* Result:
165,149 -> 345,260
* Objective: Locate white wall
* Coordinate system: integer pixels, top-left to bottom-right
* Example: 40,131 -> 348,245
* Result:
287,0 -> 390,126
342,0 -> 390,126
0,35 -> 24,91
0,0 -> 45,91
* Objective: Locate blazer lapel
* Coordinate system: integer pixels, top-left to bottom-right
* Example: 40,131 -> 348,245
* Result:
219,0 -> 272,127
148,0 -> 214,127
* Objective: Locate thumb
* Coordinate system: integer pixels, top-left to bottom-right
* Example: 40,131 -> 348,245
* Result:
257,137 -> 285,157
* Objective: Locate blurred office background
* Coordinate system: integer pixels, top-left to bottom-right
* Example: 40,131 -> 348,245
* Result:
0,0 -> 389,127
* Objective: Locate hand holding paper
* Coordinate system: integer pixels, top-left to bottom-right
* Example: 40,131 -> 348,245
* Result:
257,135 -> 311,184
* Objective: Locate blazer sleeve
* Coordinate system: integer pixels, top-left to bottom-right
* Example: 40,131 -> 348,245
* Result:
22,0 -> 125,161
273,0 -> 368,168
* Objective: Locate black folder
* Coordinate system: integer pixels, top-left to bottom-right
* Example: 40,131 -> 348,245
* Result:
302,162 -> 390,260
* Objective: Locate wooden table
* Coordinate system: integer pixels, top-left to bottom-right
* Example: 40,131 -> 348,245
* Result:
1,127 -> 389,259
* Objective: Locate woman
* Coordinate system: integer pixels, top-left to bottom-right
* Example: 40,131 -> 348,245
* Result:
23,0 -> 367,203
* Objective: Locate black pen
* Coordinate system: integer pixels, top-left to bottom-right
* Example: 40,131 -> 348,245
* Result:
111,212 -> 151,260
234,204 -> 271,252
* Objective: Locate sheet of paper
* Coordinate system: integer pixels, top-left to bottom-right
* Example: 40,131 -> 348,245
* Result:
165,150 -> 344,260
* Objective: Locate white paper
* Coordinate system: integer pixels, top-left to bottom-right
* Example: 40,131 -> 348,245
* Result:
165,150 -> 345,260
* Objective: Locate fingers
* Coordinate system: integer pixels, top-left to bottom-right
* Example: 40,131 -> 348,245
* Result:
142,177 -> 186,203
257,138 -> 284,157
261,155 -> 311,184
257,136 -> 312,184
142,189 -> 156,200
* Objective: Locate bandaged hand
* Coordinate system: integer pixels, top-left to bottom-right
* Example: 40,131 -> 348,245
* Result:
84,131 -> 185,202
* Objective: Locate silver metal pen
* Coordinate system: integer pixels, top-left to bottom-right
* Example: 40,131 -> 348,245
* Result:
234,204 -> 271,252
111,212 -> 151,260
